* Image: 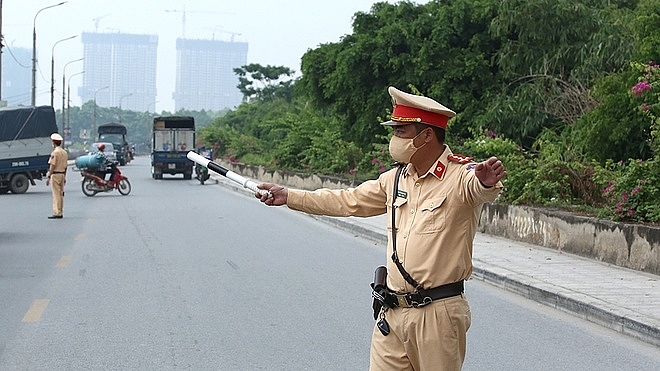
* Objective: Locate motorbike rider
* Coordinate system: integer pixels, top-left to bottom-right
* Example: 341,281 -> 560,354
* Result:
94,143 -> 116,183
195,146 -> 213,180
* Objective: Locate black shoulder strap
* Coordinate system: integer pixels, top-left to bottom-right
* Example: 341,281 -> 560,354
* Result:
391,165 -> 423,290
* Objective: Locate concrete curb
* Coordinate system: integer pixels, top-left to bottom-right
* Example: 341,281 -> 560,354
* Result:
470,265 -> 660,347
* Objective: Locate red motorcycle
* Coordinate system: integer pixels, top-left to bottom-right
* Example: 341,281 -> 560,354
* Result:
81,163 -> 131,197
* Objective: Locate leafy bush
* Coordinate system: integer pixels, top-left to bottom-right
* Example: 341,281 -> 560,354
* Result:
454,129 -> 607,208
451,131 -> 532,204
594,60 -> 660,223
597,158 -> 660,223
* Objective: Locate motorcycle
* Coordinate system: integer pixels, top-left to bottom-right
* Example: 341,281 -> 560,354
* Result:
81,162 -> 131,196
194,149 -> 213,185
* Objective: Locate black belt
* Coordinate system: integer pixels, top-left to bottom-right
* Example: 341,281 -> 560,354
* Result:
389,281 -> 464,308
52,171 -> 67,174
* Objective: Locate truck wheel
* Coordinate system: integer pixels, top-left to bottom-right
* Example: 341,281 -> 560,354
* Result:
152,166 -> 163,179
9,173 -> 29,194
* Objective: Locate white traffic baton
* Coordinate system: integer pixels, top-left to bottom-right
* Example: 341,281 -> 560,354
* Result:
186,151 -> 271,198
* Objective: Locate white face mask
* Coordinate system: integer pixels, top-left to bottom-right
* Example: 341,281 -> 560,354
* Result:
388,132 -> 425,163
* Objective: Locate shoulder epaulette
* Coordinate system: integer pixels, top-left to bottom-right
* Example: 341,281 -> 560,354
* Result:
448,154 -> 473,164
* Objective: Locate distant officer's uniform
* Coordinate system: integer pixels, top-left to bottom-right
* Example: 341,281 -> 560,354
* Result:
48,133 -> 68,218
285,87 -> 503,370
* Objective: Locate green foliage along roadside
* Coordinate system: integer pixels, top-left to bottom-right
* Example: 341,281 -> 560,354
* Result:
197,0 -> 660,224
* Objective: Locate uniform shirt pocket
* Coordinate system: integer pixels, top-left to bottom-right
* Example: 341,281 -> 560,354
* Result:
417,195 -> 447,233
386,196 -> 408,230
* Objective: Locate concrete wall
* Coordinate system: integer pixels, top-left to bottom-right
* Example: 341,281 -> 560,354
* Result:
479,203 -> 660,275
225,162 -> 660,276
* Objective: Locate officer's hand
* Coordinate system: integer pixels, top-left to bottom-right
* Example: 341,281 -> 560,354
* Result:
46,178 -> 50,186
256,183 -> 288,206
475,157 -> 506,187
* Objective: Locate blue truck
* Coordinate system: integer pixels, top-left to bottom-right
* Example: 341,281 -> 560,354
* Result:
151,116 -> 195,179
0,106 -> 59,194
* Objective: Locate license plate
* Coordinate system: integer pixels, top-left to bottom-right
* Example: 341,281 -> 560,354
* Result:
168,163 -> 176,169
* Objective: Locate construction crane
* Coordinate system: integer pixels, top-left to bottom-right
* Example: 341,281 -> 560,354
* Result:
92,13 -> 111,32
221,30 -> 241,42
165,7 -> 233,38
206,26 -> 242,42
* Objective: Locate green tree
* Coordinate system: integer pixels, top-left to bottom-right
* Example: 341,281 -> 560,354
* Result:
234,63 -> 296,103
299,0 -> 502,149
487,0 -> 637,148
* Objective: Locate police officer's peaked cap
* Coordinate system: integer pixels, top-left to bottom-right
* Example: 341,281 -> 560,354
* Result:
381,86 -> 456,129
50,133 -> 63,141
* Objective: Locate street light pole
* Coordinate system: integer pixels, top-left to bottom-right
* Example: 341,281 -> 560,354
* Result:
118,93 -> 132,123
93,85 -> 109,137
31,1 -> 66,106
146,100 -> 159,113
50,35 -> 76,107
61,57 -> 83,132
65,70 -> 83,149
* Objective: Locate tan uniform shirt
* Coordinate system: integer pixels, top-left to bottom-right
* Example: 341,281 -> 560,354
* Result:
287,145 -> 502,292
48,146 -> 68,173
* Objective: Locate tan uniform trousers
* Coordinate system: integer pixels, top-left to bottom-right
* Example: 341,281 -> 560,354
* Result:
51,173 -> 65,216
369,294 -> 471,371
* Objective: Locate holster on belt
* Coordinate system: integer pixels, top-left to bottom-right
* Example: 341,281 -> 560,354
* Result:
370,265 -> 396,319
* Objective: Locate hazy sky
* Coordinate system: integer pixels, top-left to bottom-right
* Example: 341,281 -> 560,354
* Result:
2,0 -> 427,112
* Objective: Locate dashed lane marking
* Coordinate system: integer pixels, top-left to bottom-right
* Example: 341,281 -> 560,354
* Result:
56,256 -> 72,268
22,299 -> 49,323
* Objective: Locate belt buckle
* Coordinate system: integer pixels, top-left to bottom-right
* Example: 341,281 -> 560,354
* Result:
396,295 -> 409,308
409,293 -> 432,308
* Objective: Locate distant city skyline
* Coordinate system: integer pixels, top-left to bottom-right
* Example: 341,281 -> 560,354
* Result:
79,32 -> 159,112
1,0 -> 430,112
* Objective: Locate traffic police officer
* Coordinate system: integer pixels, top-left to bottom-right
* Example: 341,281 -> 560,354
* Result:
47,133 -> 67,219
255,86 -> 506,370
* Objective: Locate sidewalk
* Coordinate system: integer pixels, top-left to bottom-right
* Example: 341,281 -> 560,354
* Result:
212,175 -> 660,347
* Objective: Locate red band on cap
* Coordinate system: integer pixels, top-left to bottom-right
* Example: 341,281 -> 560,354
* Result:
391,105 -> 449,129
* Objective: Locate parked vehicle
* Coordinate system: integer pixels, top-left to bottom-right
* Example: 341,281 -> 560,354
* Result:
151,116 -> 195,179
0,106 -> 58,194
97,123 -> 131,165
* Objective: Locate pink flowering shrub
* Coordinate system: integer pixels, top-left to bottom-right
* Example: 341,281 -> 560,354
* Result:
631,61 -> 659,156
597,158 -> 660,223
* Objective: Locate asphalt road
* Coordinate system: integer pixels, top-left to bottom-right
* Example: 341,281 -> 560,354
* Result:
1,156 -> 658,370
